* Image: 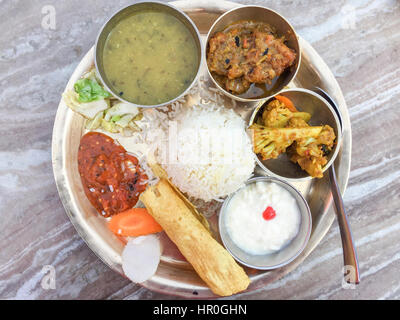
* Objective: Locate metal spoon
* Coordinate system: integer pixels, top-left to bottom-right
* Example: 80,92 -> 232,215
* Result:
313,87 -> 360,284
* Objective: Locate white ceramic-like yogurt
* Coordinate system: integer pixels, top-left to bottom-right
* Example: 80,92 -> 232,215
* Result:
224,181 -> 301,255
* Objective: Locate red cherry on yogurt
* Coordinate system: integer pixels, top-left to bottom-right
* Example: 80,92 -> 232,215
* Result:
262,206 -> 276,220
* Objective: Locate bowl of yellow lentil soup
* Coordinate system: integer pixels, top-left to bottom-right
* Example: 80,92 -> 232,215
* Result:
95,1 -> 203,108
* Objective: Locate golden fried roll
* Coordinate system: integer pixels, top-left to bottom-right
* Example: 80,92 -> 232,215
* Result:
140,179 -> 250,296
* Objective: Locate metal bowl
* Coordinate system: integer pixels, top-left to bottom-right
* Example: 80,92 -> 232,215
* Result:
205,5 -> 301,102
219,176 -> 312,270
249,88 -> 343,181
94,1 -> 203,108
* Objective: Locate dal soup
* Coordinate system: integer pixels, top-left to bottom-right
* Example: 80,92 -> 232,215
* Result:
103,10 -> 199,105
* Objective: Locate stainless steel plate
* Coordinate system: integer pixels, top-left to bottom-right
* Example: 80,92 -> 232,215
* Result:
52,0 -> 351,298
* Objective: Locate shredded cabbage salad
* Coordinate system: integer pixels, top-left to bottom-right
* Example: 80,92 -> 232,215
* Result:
62,68 -> 143,136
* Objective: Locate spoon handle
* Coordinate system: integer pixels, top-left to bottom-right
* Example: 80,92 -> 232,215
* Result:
329,165 -> 360,284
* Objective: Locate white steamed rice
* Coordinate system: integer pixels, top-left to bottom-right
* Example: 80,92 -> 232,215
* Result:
126,77 -> 255,202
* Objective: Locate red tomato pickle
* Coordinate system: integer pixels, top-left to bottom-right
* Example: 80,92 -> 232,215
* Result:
262,206 -> 276,220
77,132 -> 148,217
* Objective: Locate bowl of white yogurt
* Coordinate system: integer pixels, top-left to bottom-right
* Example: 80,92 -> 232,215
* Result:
219,176 -> 312,270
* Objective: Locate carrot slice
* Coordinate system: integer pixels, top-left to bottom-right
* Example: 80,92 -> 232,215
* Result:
243,37 -> 249,48
108,208 -> 163,237
275,95 -> 297,112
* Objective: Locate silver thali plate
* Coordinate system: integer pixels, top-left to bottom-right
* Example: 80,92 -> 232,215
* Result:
52,0 -> 351,298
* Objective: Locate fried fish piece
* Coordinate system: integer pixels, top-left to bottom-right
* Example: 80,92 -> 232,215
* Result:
140,179 -> 250,296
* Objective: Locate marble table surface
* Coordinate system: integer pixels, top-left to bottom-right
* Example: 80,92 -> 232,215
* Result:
1,0 -> 399,300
